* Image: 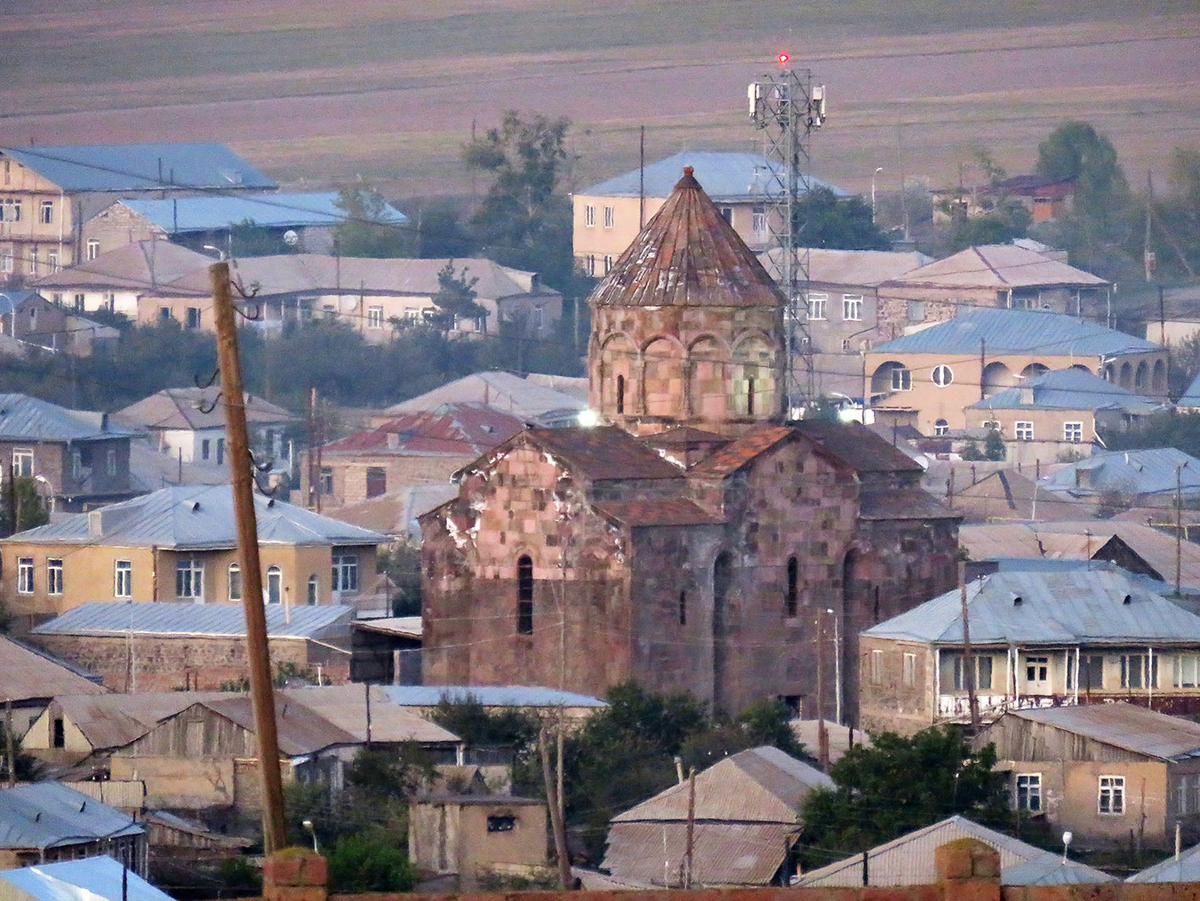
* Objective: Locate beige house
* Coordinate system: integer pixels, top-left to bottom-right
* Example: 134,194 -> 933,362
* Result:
865,308 -> 1167,436
572,151 -> 850,276
0,142 -> 272,284
977,704 -> 1200,849
0,484 -> 386,629
409,793 -> 549,887
859,566 -> 1200,736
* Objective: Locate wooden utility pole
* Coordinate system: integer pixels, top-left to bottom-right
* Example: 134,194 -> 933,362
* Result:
539,728 -> 572,888
959,562 -> 980,732
683,767 -> 696,888
211,262 -> 287,854
1178,463 -> 1186,596
5,698 -> 15,788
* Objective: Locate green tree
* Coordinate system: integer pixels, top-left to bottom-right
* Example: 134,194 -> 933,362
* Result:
429,260 -> 486,333
1,475 -> 50,537
948,213 -> 1027,253
229,218 -> 293,258
1098,410 -> 1200,460
1147,146 -> 1200,279
334,185 -> 412,258
327,829 -> 418,892
679,698 -> 808,771
429,694 -> 541,754
794,187 -> 891,250
800,726 -> 1010,867
983,428 -> 1006,461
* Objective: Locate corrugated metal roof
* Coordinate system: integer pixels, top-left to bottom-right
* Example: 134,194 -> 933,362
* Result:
863,566 -> 1200,646
1179,370 -> 1200,408
883,244 -> 1107,290
115,388 -> 294,432
45,692 -> 227,751
970,368 -> 1164,414
690,425 -> 795,477
1,143 -> 275,192
0,856 -> 172,901
31,601 -> 354,641
13,484 -> 386,548
323,404 -> 524,457
871,308 -> 1159,357
0,784 -> 141,852
579,151 -> 851,201
381,685 -> 607,708
759,247 -> 931,286
277,684 -> 459,745
999,858 -> 1116,886
118,191 -> 405,233
201,695 -> 354,758
795,816 -> 1109,887
0,636 -> 106,703
1040,447 -> 1200,498
613,746 -> 832,824
603,821 -> 799,887
33,241 -> 211,295
332,483 -> 459,540
384,371 -> 585,423
352,616 -> 423,639
1129,841 -> 1200,881
996,703 -> 1200,761
587,168 -> 786,310
0,394 -> 138,442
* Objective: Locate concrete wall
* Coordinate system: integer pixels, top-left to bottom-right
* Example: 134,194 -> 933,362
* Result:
409,798 -> 548,881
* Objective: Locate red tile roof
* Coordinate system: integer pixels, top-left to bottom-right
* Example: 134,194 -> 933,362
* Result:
323,403 -> 525,457
588,167 -> 786,309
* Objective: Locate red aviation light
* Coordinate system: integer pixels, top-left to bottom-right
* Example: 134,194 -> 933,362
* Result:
778,52 -> 790,65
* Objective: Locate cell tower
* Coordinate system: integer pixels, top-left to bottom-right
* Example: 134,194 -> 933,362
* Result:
748,56 -> 826,416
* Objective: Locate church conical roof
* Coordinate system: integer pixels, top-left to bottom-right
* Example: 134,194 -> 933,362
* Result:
588,167 -> 786,309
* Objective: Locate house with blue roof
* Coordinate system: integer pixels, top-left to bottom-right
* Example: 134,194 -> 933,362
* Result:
858,565 -> 1200,736
863,307 -> 1168,437
0,142 -> 274,283
571,150 -> 850,275
1039,446 -> 1200,504
85,190 -> 406,259
0,856 -> 171,901
963,367 -> 1166,466
0,484 -> 387,632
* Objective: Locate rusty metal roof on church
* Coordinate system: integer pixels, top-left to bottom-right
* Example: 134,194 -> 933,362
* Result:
595,499 -> 724,527
793,420 -> 924,473
689,425 -> 795,477
588,167 -> 786,309
526,427 -> 683,481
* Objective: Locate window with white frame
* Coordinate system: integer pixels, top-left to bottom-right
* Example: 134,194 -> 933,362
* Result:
842,294 -> 863,321
106,449 -> 116,476
891,366 -> 912,392
953,655 -> 993,690
176,559 -> 203,599
114,561 -> 132,598
47,558 -> 63,595
870,649 -> 883,684
332,553 -> 359,593
1098,775 -> 1125,815
934,419 -> 949,437
908,300 -> 925,321
932,364 -> 954,387
603,255 -> 613,274
1025,656 -> 1048,682
319,467 -> 333,495
806,293 -> 827,320
71,449 -> 81,479
0,246 -> 12,273
47,249 -> 59,273
17,557 -> 34,594
307,574 -> 319,605
603,206 -> 614,229
1016,774 -> 1042,811
752,205 -> 767,235
86,240 -> 100,261
12,449 -> 32,477
265,565 -> 282,604
40,200 -> 53,224
1177,653 -> 1200,688
1,199 -> 20,222
585,255 -> 595,276
584,205 -> 595,228
1178,773 -> 1200,816
367,305 -> 384,329
28,249 -> 38,276
1015,421 -> 1034,441
1063,421 -> 1083,443
1121,653 -> 1157,689
902,652 -> 917,687
228,563 -> 242,602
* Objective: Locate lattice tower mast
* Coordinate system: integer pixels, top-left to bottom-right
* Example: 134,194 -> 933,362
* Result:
749,62 -> 826,416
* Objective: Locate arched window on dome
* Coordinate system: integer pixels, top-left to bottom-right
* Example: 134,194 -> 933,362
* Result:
616,375 -> 625,414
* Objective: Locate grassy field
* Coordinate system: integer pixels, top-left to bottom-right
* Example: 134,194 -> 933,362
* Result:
2,0 -> 1199,200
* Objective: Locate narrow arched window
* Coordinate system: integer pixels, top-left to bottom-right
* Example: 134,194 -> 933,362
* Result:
228,564 -> 242,602
307,574 -> 319,606
786,556 -> 798,617
517,555 -> 534,634
265,565 -> 282,604
616,374 -> 625,414
679,591 -> 687,626
747,376 -> 756,416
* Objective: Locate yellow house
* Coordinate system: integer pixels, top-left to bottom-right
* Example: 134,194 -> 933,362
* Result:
0,484 -> 386,631
572,151 -> 851,277
0,142 -> 273,284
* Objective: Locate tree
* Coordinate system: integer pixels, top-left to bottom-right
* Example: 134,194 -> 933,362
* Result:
794,187 -> 891,250
1098,410 -> 1200,461
800,726 -> 1010,867
333,185 -> 412,258
983,428 -> 1006,461
429,260 -> 485,333
679,699 -> 808,771
229,218 -> 293,258
327,830 -> 418,892
1,475 -> 50,537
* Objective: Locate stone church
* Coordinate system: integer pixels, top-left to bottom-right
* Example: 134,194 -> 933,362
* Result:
421,168 -> 960,721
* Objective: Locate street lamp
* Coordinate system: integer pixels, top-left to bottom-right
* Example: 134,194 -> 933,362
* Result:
33,474 -> 55,516
871,168 -> 884,224
302,819 -> 319,853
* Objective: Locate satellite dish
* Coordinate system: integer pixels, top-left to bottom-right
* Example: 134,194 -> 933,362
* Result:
283,230 -> 299,246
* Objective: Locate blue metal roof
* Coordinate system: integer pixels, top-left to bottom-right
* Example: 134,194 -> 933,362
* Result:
0,143 -> 275,193
1129,841 -> 1200,882
0,394 -> 140,442
1040,446 -> 1200,498
578,151 -> 851,201
968,367 -> 1165,413
14,484 -> 386,549
1180,371 -> 1200,408
0,856 -> 172,901
382,685 -> 608,708
863,566 -> 1200,646
30,601 -> 354,640
871,308 -> 1160,357
0,784 -> 141,852
119,191 -> 406,234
